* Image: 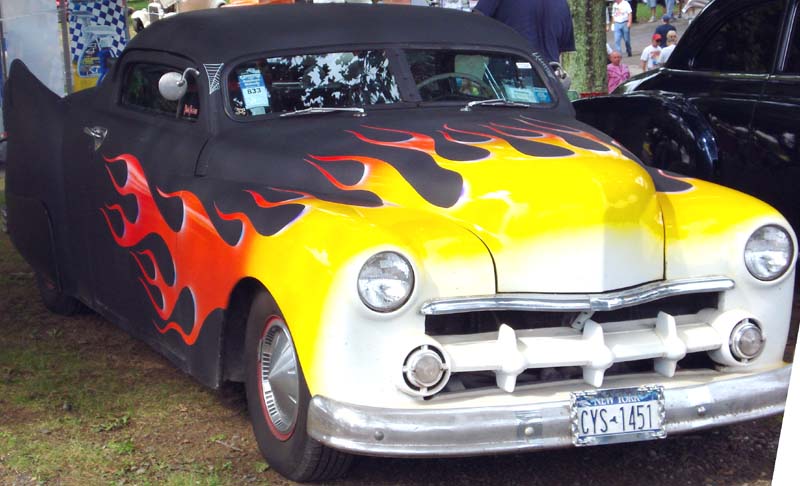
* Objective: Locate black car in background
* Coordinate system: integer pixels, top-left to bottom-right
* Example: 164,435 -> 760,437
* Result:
576,0 -> 800,228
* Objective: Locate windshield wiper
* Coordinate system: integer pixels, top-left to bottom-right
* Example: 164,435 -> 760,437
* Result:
279,107 -> 366,118
461,98 -> 532,112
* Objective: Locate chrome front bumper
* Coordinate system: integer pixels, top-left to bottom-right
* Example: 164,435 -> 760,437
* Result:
307,365 -> 790,457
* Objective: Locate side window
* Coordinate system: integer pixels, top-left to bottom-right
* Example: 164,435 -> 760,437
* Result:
692,0 -> 784,73
785,14 -> 800,73
121,63 -> 200,121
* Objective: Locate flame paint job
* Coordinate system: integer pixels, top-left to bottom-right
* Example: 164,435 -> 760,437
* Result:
98,118 -> 779,393
101,154 -> 258,345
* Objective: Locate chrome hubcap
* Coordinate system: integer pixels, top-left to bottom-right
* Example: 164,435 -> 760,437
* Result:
259,318 -> 299,436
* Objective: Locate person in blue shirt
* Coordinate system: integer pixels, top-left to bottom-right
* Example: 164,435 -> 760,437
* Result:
654,14 -> 677,47
474,0 -> 576,64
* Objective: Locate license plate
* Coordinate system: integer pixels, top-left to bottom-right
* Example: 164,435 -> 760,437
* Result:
570,385 -> 666,446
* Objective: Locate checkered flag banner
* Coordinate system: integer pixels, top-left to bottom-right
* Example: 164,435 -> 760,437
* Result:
68,0 -> 127,63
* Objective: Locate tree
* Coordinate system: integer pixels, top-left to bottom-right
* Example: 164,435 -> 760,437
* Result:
562,1 -> 608,96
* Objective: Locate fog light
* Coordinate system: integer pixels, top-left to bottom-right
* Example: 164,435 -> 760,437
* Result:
730,319 -> 765,362
402,345 -> 450,395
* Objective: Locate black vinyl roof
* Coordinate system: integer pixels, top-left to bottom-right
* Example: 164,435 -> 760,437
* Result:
126,4 -> 533,62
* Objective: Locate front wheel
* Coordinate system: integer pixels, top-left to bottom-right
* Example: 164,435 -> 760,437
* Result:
244,290 -> 353,482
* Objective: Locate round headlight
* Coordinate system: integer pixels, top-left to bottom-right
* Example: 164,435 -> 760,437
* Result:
744,225 -> 793,281
357,251 -> 414,312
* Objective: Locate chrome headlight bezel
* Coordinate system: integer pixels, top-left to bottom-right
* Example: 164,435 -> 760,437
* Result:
729,319 -> 765,363
357,251 -> 415,313
743,224 -> 794,282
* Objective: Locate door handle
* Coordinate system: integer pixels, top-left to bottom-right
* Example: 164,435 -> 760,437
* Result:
83,126 -> 108,151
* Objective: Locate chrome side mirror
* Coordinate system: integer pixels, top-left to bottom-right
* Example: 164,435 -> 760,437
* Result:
548,61 -> 572,91
158,67 -> 199,101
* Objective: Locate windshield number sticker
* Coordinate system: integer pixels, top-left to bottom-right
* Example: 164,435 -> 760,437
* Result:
504,86 -> 537,103
531,87 -> 552,104
238,73 -> 270,110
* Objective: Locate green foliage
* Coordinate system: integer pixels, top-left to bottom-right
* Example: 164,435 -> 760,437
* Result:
94,413 -> 132,433
208,433 -> 227,443
108,438 -> 135,455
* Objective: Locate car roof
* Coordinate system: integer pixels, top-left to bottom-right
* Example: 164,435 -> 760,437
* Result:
666,0 -> 792,69
127,4 -> 534,62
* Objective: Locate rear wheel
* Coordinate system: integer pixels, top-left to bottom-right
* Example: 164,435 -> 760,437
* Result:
244,290 -> 353,482
35,273 -> 81,316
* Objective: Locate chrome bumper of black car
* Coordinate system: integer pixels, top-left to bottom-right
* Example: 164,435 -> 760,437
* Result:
307,365 -> 790,457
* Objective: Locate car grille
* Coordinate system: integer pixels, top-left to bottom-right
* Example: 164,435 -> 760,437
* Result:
417,278 -> 733,395
444,353 -> 719,395
425,292 -> 719,336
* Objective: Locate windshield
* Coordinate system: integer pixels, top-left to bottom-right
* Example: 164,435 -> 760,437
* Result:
227,48 -> 552,117
405,49 -> 552,104
229,50 -> 401,117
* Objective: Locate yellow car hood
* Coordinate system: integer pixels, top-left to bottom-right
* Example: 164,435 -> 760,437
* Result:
279,115 -> 666,293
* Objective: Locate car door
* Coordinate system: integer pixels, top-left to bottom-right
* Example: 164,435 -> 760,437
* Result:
635,0 -> 785,181
61,50 -> 210,341
751,0 -> 800,226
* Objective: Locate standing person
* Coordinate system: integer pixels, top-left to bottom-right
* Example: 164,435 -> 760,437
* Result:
629,0 -> 640,22
473,0 -> 576,64
646,0 -> 657,21
607,51 -> 630,92
665,0 -> 676,18
608,0 -> 633,57
654,14 -> 677,47
659,30 -> 679,64
640,33 -> 663,71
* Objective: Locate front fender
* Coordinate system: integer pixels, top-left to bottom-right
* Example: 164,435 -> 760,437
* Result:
573,91 -> 718,179
242,204 -> 496,405
659,178 -> 797,369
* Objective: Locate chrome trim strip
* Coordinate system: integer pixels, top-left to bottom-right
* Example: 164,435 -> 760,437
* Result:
419,276 -> 735,315
307,365 -> 790,457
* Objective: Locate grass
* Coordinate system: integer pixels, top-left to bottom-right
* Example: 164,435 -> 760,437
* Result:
634,2 -> 680,23
128,0 -> 228,10
0,172 -> 276,485
128,0 -> 150,11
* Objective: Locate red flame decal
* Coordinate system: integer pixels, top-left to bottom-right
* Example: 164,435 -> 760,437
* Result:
101,154 -> 260,345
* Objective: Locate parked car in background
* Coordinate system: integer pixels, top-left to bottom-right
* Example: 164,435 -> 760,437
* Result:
576,0 -> 800,229
4,4 -> 796,483
130,0 -> 226,32
682,0 -> 710,17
